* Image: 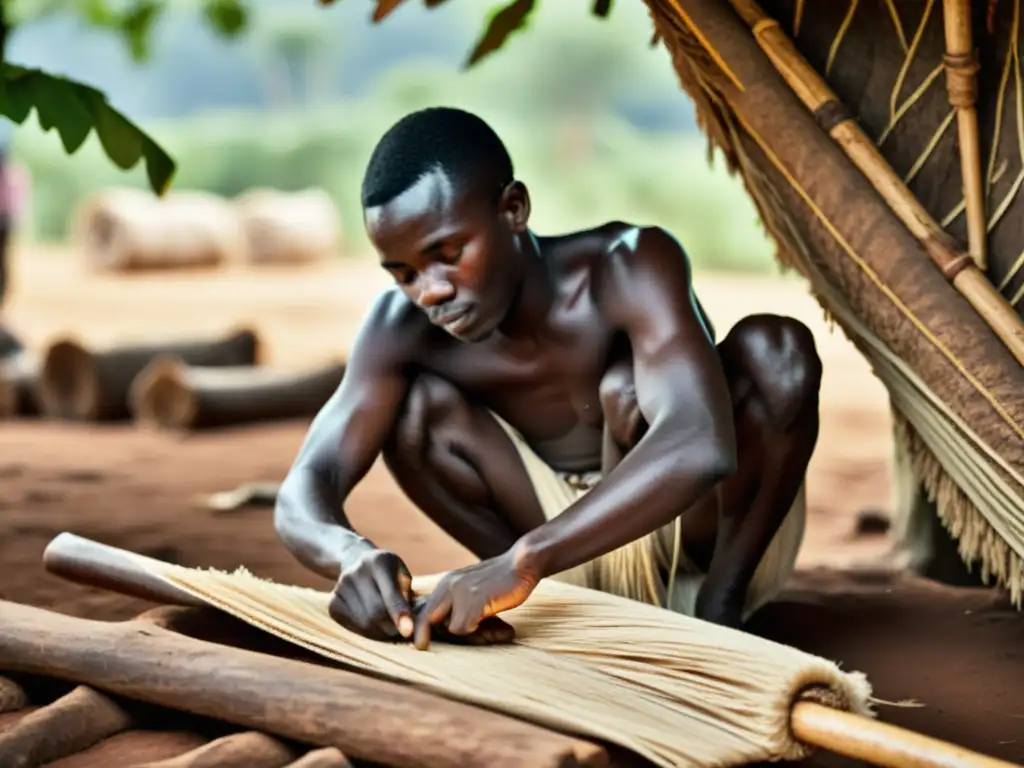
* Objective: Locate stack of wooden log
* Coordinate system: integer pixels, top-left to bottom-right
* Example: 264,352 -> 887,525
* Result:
73,187 -> 343,274
0,601 -> 624,768
0,327 -> 345,433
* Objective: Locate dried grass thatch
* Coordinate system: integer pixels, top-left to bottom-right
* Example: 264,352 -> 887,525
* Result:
642,0 -> 1024,603
73,188 -> 249,273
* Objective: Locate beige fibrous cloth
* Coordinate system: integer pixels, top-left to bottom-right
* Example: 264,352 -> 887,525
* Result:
491,413 -> 807,623
133,555 -> 874,768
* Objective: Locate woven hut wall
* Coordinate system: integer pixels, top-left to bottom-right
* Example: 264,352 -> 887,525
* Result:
641,0 -> 1024,602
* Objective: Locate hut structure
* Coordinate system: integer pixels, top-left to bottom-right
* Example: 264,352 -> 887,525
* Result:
637,0 -> 1024,604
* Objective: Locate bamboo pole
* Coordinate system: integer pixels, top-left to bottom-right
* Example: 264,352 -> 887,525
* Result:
790,702 -> 1021,768
941,0 -> 988,270
717,0 -> 1024,367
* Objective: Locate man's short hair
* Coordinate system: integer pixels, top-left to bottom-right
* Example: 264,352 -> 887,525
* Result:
360,107 -> 514,209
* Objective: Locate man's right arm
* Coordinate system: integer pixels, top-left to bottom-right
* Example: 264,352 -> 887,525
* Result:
274,292 -> 415,581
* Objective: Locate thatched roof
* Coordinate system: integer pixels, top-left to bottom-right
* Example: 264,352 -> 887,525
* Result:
642,0 -> 1024,603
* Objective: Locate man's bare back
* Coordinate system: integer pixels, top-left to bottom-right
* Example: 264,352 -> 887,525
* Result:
274,107 -> 822,650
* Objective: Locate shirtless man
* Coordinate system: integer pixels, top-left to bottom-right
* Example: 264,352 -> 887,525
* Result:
274,107 -> 822,650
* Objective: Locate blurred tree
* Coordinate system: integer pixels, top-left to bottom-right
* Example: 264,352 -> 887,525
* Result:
0,0 -> 633,195
250,8 -> 332,108
0,0 -> 251,193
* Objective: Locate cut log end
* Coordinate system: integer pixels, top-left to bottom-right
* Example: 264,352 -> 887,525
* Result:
0,675 -> 29,713
0,350 -> 40,419
130,355 -> 199,432
37,338 -> 99,421
0,374 -> 16,419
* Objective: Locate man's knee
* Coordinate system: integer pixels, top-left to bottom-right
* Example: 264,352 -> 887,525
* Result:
386,373 -> 469,458
723,314 -> 822,431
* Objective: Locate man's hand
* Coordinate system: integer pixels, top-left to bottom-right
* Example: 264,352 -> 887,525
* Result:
329,548 -> 415,641
412,546 -> 540,650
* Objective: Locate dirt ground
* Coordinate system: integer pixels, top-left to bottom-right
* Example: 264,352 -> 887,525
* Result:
1,245 -> 1022,765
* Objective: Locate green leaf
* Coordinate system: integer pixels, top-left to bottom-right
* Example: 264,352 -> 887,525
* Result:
142,135 -> 177,194
592,0 -> 613,17
29,73 -> 92,153
203,0 -> 249,37
465,0 -> 535,68
0,66 -> 177,195
119,0 -> 164,62
0,73 -> 35,124
90,94 -> 145,169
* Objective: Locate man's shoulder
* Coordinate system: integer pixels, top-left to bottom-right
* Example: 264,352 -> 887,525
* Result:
587,223 -> 692,294
358,287 -> 432,353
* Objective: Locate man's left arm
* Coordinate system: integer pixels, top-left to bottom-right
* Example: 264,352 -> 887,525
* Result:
517,226 -> 737,577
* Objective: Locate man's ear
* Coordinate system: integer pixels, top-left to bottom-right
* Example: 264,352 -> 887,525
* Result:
499,181 -> 530,233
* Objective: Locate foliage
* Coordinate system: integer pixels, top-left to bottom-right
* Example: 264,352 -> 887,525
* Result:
3,0 -> 641,194
2,0 -> 250,194
352,0 -> 630,69
0,64 -> 176,192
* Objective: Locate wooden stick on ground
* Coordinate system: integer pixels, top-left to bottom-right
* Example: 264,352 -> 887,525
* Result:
715,0 -> 1024,366
0,599 -> 610,768
128,358 -> 345,431
37,327 -> 261,422
941,0 -> 988,270
42,533 -> 1022,768
138,731 -> 297,768
284,748 -> 353,768
0,685 -> 135,767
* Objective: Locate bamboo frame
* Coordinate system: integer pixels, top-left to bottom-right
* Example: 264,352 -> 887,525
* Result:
942,0 -> 988,270
720,0 -> 1024,367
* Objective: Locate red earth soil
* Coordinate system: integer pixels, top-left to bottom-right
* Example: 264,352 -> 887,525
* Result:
1,246 -> 1021,765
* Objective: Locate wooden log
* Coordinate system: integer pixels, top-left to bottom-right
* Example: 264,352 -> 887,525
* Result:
73,188 -> 248,273
138,731 -> 297,768
285,748 -> 353,768
233,188 -> 342,265
0,600 -> 610,768
0,351 -> 40,419
0,685 -> 134,767
128,357 -> 345,431
37,328 -> 260,422
0,676 -> 28,713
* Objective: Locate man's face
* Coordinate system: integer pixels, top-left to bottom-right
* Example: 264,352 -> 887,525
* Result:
364,168 -> 526,342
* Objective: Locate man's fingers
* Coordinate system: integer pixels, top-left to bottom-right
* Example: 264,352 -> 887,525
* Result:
447,602 -> 481,636
413,591 -> 452,651
373,568 -> 414,638
329,588 -> 368,634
